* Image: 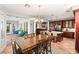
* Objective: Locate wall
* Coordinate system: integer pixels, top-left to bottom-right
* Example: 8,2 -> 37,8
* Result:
0,10 -> 6,53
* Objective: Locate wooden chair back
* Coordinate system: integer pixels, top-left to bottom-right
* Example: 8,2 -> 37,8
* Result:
12,40 -> 22,54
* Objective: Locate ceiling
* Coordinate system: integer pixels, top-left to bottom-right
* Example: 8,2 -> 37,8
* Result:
0,4 -> 75,20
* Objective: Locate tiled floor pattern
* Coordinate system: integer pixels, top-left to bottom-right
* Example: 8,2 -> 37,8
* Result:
1,35 -> 77,54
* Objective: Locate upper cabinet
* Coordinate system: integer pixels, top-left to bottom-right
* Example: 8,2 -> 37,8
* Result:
49,21 -> 62,31
62,20 -> 75,28
68,20 -> 75,28
49,20 -> 75,31
62,21 -> 66,28
49,22 -> 55,31
68,20 -> 72,28
72,20 -> 75,28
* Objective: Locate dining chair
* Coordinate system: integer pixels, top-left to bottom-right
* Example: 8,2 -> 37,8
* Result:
47,32 -> 54,41
30,33 -> 33,37
37,39 -> 47,54
33,33 -> 36,37
12,40 -> 23,54
44,32 -> 48,35
47,32 -> 51,36
24,33 -> 32,39
24,35 -> 28,39
31,33 -> 36,37
37,41 -> 43,54
46,36 -> 52,54
37,36 -> 52,54
42,39 -> 49,54
31,45 -> 38,54
40,31 -> 43,34
43,31 -> 46,35
27,34 -> 32,38
25,46 -> 37,54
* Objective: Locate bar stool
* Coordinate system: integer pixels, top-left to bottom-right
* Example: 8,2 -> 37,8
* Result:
57,33 -> 63,42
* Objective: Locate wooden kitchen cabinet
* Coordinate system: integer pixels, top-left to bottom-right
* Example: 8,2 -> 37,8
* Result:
62,21 -> 66,28
63,32 -> 74,38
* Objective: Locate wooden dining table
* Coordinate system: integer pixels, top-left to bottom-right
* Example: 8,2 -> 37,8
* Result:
13,34 -> 52,53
